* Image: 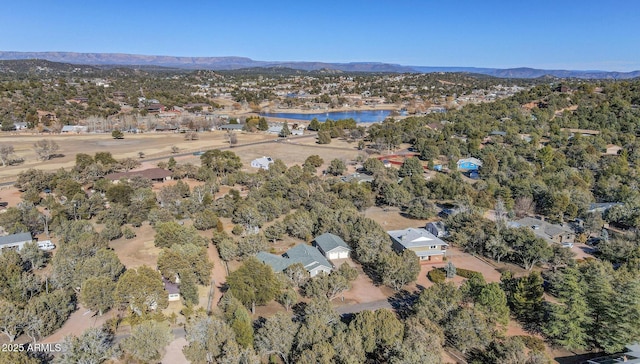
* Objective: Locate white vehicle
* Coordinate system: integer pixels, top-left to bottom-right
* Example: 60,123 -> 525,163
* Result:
561,242 -> 574,248
38,240 -> 56,251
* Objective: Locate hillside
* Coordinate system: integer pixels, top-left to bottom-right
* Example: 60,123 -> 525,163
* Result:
1,51 -> 639,79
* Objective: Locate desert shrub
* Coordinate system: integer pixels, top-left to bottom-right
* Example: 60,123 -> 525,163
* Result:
456,267 -> 484,281
515,335 -> 546,352
427,268 -> 446,283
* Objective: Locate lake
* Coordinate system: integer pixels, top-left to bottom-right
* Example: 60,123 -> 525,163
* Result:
260,109 -> 394,123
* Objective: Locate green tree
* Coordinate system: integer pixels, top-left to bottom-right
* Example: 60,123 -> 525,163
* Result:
0,300 -> 24,342
121,320 -> 173,363
80,277 -> 116,316
326,158 -> 346,176
279,122 -> 291,137
230,305 -> 254,348
56,327 -> 116,364
544,267 -> 591,351
317,130 -> 331,144
111,130 -> 124,139
114,266 -> 168,316
20,241 -> 47,270
227,257 -> 281,313
308,118 -> 321,131
379,250 -> 420,290
255,312 -> 299,364
257,117 -> 269,131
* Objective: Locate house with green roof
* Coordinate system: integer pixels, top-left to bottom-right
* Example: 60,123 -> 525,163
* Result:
313,233 -> 351,260
256,244 -> 333,277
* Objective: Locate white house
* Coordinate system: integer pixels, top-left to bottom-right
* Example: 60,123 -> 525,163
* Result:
0,232 -> 33,252
313,233 -> 351,260
387,228 -> 448,263
251,156 -> 274,170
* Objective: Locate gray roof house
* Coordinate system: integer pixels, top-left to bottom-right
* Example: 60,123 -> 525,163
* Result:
251,156 -> 274,170
313,233 -> 351,260
217,124 -> 244,131
511,217 -> 575,244
388,228 -> 448,263
257,244 -> 333,277
0,232 -> 33,251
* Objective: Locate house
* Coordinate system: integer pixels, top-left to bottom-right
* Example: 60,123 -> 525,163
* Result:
313,233 -> 351,260
387,228 -> 448,263
60,125 -> 88,133
605,144 -> 623,155
163,278 -> 180,302
511,217 -> 575,244
105,168 -> 172,183
340,173 -> 374,184
267,125 -> 283,134
457,157 -> 483,171
0,232 -> 33,252
256,244 -> 333,277
147,104 -> 165,113
251,156 -> 274,170
217,124 -> 245,131
425,221 -> 448,238
13,122 -> 28,130
586,343 -> 640,363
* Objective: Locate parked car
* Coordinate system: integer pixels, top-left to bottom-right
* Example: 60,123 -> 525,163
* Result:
561,242 -> 574,248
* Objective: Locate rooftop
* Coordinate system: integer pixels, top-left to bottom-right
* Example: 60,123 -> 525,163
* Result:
313,233 -> 351,253
387,228 -> 448,249
0,232 -> 33,246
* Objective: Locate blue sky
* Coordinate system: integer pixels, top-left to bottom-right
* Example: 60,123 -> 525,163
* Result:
1,0 -> 639,71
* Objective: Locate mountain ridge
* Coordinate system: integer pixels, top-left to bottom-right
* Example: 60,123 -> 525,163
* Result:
0,51 -> 638,79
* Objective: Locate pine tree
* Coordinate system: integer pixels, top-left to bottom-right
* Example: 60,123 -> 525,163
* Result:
544,267 -> 591,351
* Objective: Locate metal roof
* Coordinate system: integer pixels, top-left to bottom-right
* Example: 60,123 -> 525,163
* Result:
0,232 -> 33,246
313,233 -> 351,253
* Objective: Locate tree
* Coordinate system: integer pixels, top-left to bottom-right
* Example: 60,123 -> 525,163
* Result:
154,221 -> 207,248
445,307 -> 493,353
230,304 -> 254,348
33,139 -> 60,161
379,250 -> 420,290
20,241 -> 47,270
0,300 -> 24,342
544,267 -> 591,351
255,312 -> 299,364
111,130 -> 124,139
227,257 -> 281,313
56,327 -> 116,364
200,150 -> 243,177
0,144 -> 15,166
1,119 -> 14,131
398,157 -> 423,177
121,320 -> 173,363
350,309 -> 404,355
192,209 -> 219,231
80,277 -> 116,316
279,122 -> 291,137
183,312 -> 239,363
114,266 -> 168,316
157,243 -> 212,286
304,155 -> 324,169
326,158 -> 346,176
257,117 -> 269,131
308,118 -> 321,131
317,130 -> 331,144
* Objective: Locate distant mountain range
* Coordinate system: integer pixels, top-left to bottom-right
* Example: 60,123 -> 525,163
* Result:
0,51 -> 639,79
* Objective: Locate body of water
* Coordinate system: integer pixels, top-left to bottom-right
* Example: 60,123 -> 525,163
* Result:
260,109 -> 394,123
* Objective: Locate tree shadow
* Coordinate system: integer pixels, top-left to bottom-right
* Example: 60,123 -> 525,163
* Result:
387,289 -> 420,319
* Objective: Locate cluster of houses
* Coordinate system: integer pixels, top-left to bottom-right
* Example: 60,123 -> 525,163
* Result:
255,227 -> 452,279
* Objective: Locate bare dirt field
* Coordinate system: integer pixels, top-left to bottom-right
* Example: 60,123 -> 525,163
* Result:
109,223 -> 161,269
